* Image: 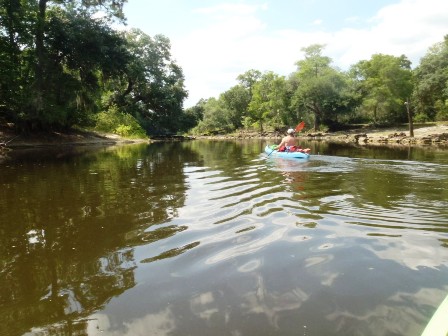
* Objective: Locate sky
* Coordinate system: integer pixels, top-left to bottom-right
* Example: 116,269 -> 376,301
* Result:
122,0 -> 448,107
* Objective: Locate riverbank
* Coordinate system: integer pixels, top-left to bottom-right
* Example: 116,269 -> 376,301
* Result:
311,123 -> 448,146
0,125 -> 148,150
196,123 -> 448,147
1,123 -> 448,153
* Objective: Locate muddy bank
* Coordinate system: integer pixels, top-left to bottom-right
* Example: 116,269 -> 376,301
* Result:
0,126 -> 148,152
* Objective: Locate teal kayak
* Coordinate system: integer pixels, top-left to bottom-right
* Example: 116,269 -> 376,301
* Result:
421,293 -> 448,336
265,145 -> 310,159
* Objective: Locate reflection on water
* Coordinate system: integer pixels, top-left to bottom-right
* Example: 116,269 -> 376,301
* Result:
1,140 -> 448,335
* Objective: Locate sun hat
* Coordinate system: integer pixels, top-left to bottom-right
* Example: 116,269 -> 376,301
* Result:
287,128 -> 295,134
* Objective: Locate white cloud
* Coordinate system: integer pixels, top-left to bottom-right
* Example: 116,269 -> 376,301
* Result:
328,0 -> 448,69
173,0 -> 448,107
172,3 -> 271,106
193,2 -> 267,16
87,309 -> 176,335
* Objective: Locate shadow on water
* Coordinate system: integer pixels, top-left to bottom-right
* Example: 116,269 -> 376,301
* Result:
0,143 -> 201,335
0,140 -> 447,335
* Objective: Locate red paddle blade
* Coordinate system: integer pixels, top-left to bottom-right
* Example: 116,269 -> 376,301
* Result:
295,121 -> 305,132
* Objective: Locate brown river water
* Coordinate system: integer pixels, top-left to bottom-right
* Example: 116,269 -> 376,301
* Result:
1,140 -> 448,336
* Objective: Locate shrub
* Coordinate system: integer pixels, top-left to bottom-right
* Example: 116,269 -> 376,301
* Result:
94,106 -> 147,139
414,113 -> 430,123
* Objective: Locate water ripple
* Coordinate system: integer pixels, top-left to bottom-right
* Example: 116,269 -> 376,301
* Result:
140,151 -> 448,274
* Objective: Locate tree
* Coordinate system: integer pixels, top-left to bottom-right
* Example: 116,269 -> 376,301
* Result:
237,69 -> 262,96
0,1 -> 188,134
220,84 -> 251,130
350,54 -> 413,126
193,98 -> 234,134
32,0 -> 127,125
179,99 -> 205,133
247,71 -> 288,132
106,29 -> 187,134
42,7 -> 131,127
0,0 -> 130,130
0,0 -> 35,122
413,35 -> 448,122
290,44 -> 350,131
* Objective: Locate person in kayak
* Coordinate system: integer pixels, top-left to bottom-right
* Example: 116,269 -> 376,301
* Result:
277,128 -> 310,153
278,128 -> 296,152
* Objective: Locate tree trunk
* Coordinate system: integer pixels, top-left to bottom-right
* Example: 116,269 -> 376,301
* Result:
373,105 -> 377,125
312,102 -> 321,131
6,1 -> 16,48
405,101 -> 414,137
34,0 -> 48,114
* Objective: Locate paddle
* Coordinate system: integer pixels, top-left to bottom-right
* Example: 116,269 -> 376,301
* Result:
295,121 -> 305,132
267,122 -> 305,157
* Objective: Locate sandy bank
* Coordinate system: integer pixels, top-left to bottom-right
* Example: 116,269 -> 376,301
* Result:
196,124 -> 448,148
1,124 -> 448,154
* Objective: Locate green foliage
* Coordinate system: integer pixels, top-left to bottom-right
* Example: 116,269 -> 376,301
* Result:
94,105 -> 147,138
220,84 -> 251,129
350,54 -> 413,125
413,35 -> 448,121
188,84 -> 251,135
192,37 -> 448,133
179,101 -> 205,133
413,112 -> 430,123
0,0 -> 36,121
290,44 -> 351,130
237,69 -> 262,94
106,29 -> 188,134
25,7 -> 132,128
0,0 -> 131,130
1,0 -> 447,136
192,98 -> 234,135
186,72 -> 256,134
248,71 -> 288,132
0,0 -> 187,135
435,100 -> 448,121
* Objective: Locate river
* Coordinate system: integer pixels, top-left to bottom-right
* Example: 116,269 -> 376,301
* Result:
1,140 -> 447,336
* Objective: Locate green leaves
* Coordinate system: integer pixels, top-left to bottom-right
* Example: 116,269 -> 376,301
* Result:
185,38 -> 448,135
350,54 -> 413,125
94,105 -> 147,138
110,29 -> 187,134
0,0 -> 131,129
290,44 -> 350,130
413,35 -> 448,121
248,72 -> 288,132
0,0 -> 188,134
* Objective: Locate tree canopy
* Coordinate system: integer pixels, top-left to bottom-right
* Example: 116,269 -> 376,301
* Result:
189,38 -> 447,135
0,0 -> 188,135
350,53 -> 413,125
1,2 -> 447,136
291,44 -> 351,130
413,35 -> 448,122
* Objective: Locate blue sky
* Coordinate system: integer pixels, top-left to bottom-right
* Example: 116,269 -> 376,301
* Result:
123,0 -> 448,107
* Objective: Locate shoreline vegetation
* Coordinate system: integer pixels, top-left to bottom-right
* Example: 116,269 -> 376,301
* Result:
1,123 -> 448,154
3,3 -> 448,153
